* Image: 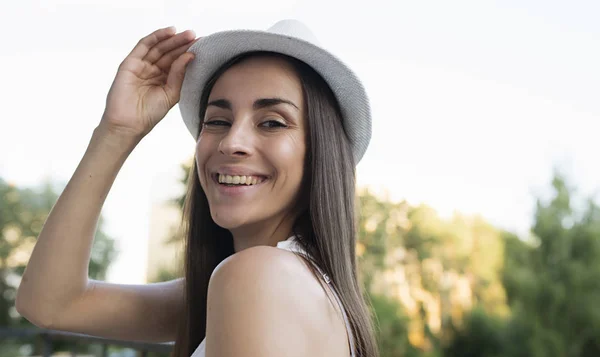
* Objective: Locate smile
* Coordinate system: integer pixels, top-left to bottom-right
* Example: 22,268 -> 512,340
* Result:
215,173 -> 267,186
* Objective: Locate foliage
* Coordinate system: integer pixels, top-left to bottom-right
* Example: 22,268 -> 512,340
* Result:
0,177 -> 117,354
445,172 -> 600,357
358,187 -> 509,354
501,173 -> 600,357
369,292 -> 422,357
443,307 -> 505,357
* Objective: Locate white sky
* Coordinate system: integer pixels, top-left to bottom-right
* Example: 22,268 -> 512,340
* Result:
1,0 -> 599,283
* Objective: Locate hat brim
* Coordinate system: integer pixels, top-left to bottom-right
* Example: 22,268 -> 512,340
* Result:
179,29 -> 371,163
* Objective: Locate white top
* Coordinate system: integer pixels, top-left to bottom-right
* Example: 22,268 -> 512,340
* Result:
190,235 -> 356,357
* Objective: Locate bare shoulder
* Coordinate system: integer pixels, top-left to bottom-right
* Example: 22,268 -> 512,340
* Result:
210,245 -> 317,289
205,245 -> 349,356
208,245 -> 324,314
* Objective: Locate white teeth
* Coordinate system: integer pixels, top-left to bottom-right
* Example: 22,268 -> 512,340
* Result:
218,174 -> 263,185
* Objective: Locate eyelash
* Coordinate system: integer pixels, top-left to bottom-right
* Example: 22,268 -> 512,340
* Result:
261,120 -> 287,128
203,119 -> 288,129
202,120 -> 229,127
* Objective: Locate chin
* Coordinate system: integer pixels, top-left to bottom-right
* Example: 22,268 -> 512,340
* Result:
210,208 -> 251,230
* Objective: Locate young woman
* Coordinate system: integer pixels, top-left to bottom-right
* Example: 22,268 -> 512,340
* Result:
16,20 -> 379,357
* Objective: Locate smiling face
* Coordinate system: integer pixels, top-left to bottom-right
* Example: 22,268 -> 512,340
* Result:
195,55 -> 307,239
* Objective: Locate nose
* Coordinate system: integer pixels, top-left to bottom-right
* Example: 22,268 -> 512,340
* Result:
218,119 -> 253,157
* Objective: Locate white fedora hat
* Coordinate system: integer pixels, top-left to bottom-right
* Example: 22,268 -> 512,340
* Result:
179,19 -> 371,164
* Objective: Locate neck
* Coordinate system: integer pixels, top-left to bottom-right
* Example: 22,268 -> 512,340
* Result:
230,211 -> 297,252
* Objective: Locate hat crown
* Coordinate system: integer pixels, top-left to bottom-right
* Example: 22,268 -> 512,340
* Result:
267,19 -> 321,46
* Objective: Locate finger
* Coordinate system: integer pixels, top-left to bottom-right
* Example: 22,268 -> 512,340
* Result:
117,56 -> 163,80
143,30 -> 196,65
164,52 -> 195,105
137,61 -> 165,80
154,38 -> 200,72
127,26 -> 177,60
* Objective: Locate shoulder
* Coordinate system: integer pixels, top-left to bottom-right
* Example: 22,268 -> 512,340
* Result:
205,245 -> 329,356
210,245 -> 303,285
207,245 -> 320,311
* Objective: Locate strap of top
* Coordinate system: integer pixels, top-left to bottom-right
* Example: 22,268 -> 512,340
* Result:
277,237 -> 357,357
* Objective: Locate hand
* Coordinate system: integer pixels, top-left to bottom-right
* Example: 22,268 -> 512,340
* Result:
100,26 -> 198,139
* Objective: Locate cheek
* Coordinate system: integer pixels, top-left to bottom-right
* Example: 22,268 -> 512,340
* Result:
274,134 -> 306,178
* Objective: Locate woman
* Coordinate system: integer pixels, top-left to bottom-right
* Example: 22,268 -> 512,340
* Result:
16,20 -> 378,357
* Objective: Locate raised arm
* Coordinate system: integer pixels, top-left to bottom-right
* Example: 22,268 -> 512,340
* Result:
16,26 -> 197,343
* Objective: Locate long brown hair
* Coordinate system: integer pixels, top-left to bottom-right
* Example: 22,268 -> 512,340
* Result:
171,52 -> 379,357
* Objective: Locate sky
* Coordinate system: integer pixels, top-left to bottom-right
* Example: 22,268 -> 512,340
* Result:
1,0 -> 599,283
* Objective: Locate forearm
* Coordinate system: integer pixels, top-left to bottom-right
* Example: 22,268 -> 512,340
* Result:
16,124 -> 140,325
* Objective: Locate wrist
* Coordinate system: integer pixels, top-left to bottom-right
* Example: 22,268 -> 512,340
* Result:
91,122 -> 142,154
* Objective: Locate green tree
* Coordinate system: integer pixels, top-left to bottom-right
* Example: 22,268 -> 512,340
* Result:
443,306 -> 505,357
502,173 -> 600,357
359,187 -> 509,354
369,292 -> 422,357
0,178 -> 117,324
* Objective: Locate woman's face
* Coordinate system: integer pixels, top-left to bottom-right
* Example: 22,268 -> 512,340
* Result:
195,56 -> 307,232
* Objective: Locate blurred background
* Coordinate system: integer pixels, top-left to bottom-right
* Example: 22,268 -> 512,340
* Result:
1,0 -> 599,356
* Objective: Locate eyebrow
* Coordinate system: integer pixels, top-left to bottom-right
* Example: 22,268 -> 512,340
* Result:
207,98 -> 300,111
